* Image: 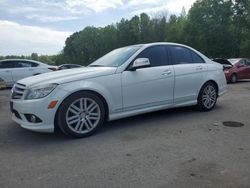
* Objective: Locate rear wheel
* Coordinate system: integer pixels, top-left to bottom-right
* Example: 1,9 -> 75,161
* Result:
230,74 -> 237,83
197,82 -> 217,111
57,91 -> 105,138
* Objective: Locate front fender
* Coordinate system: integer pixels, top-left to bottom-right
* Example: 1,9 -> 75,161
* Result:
57,74 -> 122,114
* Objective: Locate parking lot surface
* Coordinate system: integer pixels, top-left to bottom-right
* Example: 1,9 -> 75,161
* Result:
0,81 -> 250,188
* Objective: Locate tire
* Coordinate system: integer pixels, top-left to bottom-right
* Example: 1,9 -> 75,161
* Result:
230,74 -> 237,83
197,82 -> 218,111
57,91 -> 106,138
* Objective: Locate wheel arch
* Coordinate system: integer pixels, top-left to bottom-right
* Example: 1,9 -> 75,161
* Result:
54,89 -> 110,132
200,80 -> 219,96
231,72 -> 238,78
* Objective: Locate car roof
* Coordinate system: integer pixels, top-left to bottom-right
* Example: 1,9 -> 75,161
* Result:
126,42 -> 192,48
59,64 -> 81,66
0,59 -> 55,67
228,58 -> 242,61
0,59 -> 45,64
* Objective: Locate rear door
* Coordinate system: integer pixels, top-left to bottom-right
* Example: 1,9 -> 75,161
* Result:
11,61 -> 36,82
0,61 -> 14,86
168,45 -> 207,104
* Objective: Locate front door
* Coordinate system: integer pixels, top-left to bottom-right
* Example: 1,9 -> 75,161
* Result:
122,45 -> 174,111
11,61 -> 35,82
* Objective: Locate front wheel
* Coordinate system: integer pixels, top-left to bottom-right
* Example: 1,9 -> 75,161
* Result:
57,91 -> 105,138
197,82 -> 217,111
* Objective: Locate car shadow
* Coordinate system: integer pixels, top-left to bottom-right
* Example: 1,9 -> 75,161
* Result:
100,106 -> 197,134
1,106 -> 197,144
0,104 -> 224,150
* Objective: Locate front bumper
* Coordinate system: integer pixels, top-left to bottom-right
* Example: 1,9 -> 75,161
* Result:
224,72 -> 232,82
12,113 -> 54,132
11,87 -> 69,133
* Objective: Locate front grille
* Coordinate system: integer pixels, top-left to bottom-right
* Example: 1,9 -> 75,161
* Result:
11,83 -> 26,99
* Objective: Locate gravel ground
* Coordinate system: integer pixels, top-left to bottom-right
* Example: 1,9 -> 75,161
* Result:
0,81 -> 250,188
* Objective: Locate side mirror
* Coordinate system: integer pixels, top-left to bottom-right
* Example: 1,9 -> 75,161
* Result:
223,64 -> 233,69
130,58 -> 150,71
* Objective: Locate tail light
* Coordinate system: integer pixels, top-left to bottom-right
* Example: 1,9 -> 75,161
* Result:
48,67 -> 57,71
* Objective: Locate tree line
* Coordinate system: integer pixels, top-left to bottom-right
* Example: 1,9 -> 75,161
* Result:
1,0 -> 249,66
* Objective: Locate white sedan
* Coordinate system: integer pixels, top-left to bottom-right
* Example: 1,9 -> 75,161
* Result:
10,43 -> 227,138
0,59 -> 57,86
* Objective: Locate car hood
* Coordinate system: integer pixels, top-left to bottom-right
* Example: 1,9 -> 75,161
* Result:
212,58 -> 233,69
18,67 -> 117,87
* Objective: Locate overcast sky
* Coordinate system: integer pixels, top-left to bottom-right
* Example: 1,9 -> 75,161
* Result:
0,0 -> 196,56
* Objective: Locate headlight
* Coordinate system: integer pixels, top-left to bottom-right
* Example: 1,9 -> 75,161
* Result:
25,83 -> 58,100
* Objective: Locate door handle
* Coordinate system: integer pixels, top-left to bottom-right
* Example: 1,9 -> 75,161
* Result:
5,70 -> 10,72
162,70 -> 172,75
28,68 -> 34,71
196,65 -> 203,70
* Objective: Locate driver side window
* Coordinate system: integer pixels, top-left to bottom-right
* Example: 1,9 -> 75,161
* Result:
239,60 -> 246,66
136,46 -> 168,67
245,59 -> 250,66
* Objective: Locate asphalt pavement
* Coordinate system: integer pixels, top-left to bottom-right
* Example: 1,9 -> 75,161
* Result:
0,81 -> 250,188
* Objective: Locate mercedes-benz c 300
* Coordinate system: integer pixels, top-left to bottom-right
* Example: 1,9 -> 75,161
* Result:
10,43 -> 227,138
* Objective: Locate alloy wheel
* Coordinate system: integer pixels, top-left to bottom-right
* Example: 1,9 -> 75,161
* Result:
202,85 -> 217,109
66,98 -> 101,134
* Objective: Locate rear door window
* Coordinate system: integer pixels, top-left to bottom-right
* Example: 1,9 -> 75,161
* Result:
190,50 -> 205,63
15,61 -> 33,68
31,62 -> 39,67
169,45 -> 204,64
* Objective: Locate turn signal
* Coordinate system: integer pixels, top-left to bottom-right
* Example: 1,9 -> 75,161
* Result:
48,100 -> 58,109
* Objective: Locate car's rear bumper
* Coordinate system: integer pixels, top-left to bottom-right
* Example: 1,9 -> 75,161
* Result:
218,74 -> 227,97
218,88 -> 227,96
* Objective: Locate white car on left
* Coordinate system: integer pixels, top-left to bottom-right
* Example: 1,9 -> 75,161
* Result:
0,59 -> 57,87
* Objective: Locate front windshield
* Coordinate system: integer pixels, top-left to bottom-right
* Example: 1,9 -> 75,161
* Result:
228,58 -> 240,65
89,46 -> 141,67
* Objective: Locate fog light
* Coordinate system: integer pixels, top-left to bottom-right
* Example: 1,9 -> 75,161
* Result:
24,114 -> 42,123
30,115 -> 36,123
